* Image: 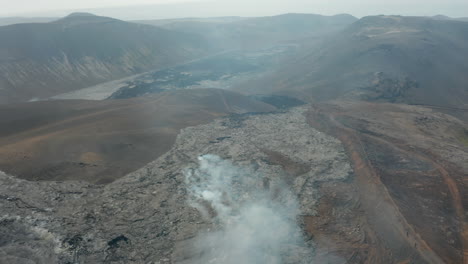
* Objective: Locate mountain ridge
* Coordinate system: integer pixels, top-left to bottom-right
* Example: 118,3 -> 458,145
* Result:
237,15 -> 468,109
0,13 -> 214,104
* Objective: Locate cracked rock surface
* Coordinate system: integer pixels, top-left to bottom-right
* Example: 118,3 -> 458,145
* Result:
0,106 -> 351,263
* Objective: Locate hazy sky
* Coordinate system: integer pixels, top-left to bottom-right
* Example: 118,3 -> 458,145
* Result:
1,0 -> 468,19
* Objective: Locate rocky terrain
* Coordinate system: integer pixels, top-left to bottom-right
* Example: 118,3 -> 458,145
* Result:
0,89 -> 274,184
2,101 -> 466,263
307,101 -> 468,264
0,106 -> 353,263
52,46 -> 296,101
107,46 -> 295,100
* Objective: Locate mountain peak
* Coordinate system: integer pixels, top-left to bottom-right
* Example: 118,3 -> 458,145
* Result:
65,12 -> 97,18
55,12 -> 117,25
432,14 -> 451,20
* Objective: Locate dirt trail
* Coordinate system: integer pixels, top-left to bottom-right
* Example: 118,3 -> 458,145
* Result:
307,106 -> 446,264
434,164 -> 468,264
361,129 -> 468,264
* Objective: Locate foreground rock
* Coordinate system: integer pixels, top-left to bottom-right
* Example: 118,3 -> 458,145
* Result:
0,106 -> 352,263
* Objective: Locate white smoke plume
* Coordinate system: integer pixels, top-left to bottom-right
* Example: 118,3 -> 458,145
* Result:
184,154 -> 311,264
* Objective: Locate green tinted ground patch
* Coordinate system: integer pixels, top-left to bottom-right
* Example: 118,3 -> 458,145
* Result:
457,129 -> 468,147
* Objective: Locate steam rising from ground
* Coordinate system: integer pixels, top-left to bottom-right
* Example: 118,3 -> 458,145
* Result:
184,154 -> 308,264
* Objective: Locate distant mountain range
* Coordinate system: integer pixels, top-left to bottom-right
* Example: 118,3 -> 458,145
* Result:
0,12 -> 361,104
137,13 -> 358,49
241,15 -> 468,108
0,13 -> 213,104
2,13 -> 467,107
432,14 -> 468,22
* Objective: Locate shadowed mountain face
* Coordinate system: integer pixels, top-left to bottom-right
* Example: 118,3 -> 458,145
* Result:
241,16 -> 468,108
136,13 -> 358,49
0,89 -> 275,184
0,13 -> 213,104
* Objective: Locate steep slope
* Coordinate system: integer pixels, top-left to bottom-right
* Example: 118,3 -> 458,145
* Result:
243,16 -> 468,108
0,13 -> 213,104
137,13 -> 358,49
0,89 -> 275,184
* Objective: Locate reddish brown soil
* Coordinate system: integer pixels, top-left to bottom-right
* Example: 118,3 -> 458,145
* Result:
0,89 -> 274,184
305,101 -> 468,264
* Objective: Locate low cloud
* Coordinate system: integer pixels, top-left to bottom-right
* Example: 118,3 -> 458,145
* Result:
184,154 -> 311,264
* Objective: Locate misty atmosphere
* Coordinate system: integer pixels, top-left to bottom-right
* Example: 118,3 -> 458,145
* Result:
0,1 -> 468,264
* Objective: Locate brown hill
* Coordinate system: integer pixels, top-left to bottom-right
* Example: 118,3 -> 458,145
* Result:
0,88 -> 275,184
0,13 -> 213,104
